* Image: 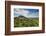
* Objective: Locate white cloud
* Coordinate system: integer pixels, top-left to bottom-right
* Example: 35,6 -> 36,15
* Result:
14,9 -> 39,18
15,9 -> 29,17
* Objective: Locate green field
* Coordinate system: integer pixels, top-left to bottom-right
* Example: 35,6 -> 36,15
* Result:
14,16 -> 39,27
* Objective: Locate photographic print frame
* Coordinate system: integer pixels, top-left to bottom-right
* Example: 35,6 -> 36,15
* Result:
5,1 -> 45,35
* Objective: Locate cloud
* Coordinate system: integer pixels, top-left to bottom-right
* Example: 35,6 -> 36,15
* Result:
14,9 -> 29,17
14,9 -> 39,18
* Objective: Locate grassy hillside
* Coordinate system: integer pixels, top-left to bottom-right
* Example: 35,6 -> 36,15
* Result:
14,16 -> 39,27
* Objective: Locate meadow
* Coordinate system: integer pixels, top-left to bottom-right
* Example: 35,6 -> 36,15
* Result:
14,15 -> 39,27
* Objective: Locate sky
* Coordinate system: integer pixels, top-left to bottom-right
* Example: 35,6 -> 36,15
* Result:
14,8 -> 39,18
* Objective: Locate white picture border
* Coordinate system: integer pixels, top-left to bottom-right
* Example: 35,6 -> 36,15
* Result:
11,5 -> 42,32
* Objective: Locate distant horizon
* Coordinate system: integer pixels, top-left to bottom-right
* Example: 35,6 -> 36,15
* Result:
14,15 -> 39,18
14,8 -> 39,18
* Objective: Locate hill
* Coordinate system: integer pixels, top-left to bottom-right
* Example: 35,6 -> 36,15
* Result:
14,15 -> 39,27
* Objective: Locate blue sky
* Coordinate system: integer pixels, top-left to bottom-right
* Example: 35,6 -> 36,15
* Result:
14,8 -> 39,18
